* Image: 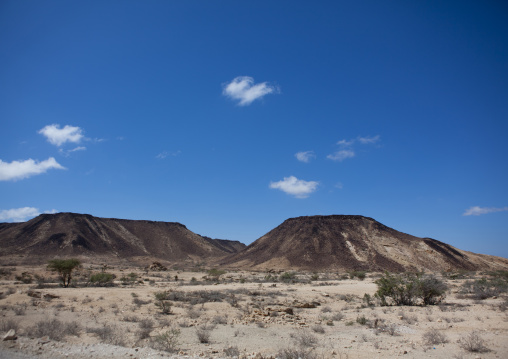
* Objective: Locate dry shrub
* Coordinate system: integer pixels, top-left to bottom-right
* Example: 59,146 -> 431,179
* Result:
277,347 -> 316,359
0,318 -> 19,332
196,326 -> 212,343
459,331 -> 489,353
291,330 -> 318,348
422,328 -> 448,345
151,328 -> 180,352
27,318 -> 65,341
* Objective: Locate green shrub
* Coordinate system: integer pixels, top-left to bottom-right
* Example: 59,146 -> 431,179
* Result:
349,270 -> 367,280
374,272 -> 447,306
89,272 -> 116,287
279,271 -> 297,283
154,291 -> 172,314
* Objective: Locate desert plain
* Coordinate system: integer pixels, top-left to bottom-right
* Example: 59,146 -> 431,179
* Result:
0,261 -> 507,359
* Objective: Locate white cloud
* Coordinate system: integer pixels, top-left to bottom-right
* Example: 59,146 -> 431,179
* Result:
357,135 -> 380,144
269,176 -> 319,198
0,207 -> 58,222
39,124 -> 84,146
295,151 -> 315,163
156,150 -> 181,159
0,158 -> 65,181
463,206 -> 508,216
223,76 -> 278,106
59,146 -> 87,157
326,150 -> 355,162
337,139 -> 355,147
0,207 -> 40,222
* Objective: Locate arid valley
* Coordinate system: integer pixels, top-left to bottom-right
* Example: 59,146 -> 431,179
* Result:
1,213 -> 507,358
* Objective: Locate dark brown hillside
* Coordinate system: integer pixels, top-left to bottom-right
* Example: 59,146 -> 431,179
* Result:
0,212 -> 245,264
221,215 -> 508,272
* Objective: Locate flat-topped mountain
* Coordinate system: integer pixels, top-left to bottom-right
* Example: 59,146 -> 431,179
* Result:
0,212 -> 245,264
221,215 -> 508,272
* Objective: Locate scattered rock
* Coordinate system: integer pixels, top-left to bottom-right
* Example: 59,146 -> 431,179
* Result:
3,329 -> 17,341
147,262 -> 168,271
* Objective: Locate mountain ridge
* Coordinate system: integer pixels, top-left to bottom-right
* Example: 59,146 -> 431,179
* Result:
0,212 -> 245,264
220,215 -> 508,271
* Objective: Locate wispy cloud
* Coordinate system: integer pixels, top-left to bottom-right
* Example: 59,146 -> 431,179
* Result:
269,176 -> 318,198
0,207 -> 58,222
326,149 -> 355,162
463,206 -> 508,216
357,135 -> 381,144
156,150 -> 181,159
0,158 -> 65,181
327,135 -> 380,162
223,76 -> 279,106
38,124 -> 84,146
59,146 -> 87,157
295,151 -> 315,163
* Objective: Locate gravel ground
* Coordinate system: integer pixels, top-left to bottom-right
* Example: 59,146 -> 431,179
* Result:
0,337 -> 195,359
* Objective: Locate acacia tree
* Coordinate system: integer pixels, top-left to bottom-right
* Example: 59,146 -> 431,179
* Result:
47,259 -> 81,287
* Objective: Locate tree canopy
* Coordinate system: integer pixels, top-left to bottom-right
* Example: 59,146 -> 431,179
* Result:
47,258 -> 81,287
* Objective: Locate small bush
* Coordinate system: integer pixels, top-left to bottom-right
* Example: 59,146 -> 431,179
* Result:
277,347 -> 316,359
0,318 -> 19,332
87,324 -> 124,346
291,330 -> 318,348
311,324 -> 325,334
280,271 -> 297,283
459,331 -> 490,353
422,329 -> 448,345
154,291 -> 172,314
196,326 -> 212,343
224,345 -> 240,357
459,277 -> 508,300
89,272 -> 116,287
27,318 -> 65,341
151,328 -> 180,352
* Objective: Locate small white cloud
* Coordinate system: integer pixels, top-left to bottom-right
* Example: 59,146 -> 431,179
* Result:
335,182 -> 343,189
295,151 -> 315,163
156,150 -> 181,159
463,206 -> 508,216
38,124 -> 84,146
59,146 -> 87,157
326,150 -> 355,162
269,176 -> 319,198
357,135 -> 380,144
223,76 -> 278,106
0,207 -> 40,222
44,209 -> 58,214
337,139 -> 355,147
0,158 -> 65,181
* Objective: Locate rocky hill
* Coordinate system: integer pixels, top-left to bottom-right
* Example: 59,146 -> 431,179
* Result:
0,212 -> 245,264
220,215 -> 508,272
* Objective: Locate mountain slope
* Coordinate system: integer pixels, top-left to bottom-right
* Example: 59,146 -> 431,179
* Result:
0,212 -> 245,263
221,215 -> 508,271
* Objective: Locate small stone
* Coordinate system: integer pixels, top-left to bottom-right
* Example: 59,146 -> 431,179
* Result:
3,329 -> 16,341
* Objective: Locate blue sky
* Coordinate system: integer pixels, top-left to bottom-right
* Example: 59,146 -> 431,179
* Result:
1,1 -> 507,258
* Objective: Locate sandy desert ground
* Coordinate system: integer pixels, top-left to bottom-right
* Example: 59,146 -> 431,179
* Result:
0,262 -> 507,359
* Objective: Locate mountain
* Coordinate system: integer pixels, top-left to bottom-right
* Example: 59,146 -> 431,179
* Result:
0,212 -> 245,264
221,215 -> 508,272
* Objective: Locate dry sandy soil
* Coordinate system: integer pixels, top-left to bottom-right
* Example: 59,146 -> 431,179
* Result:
0,263 -> 507,359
